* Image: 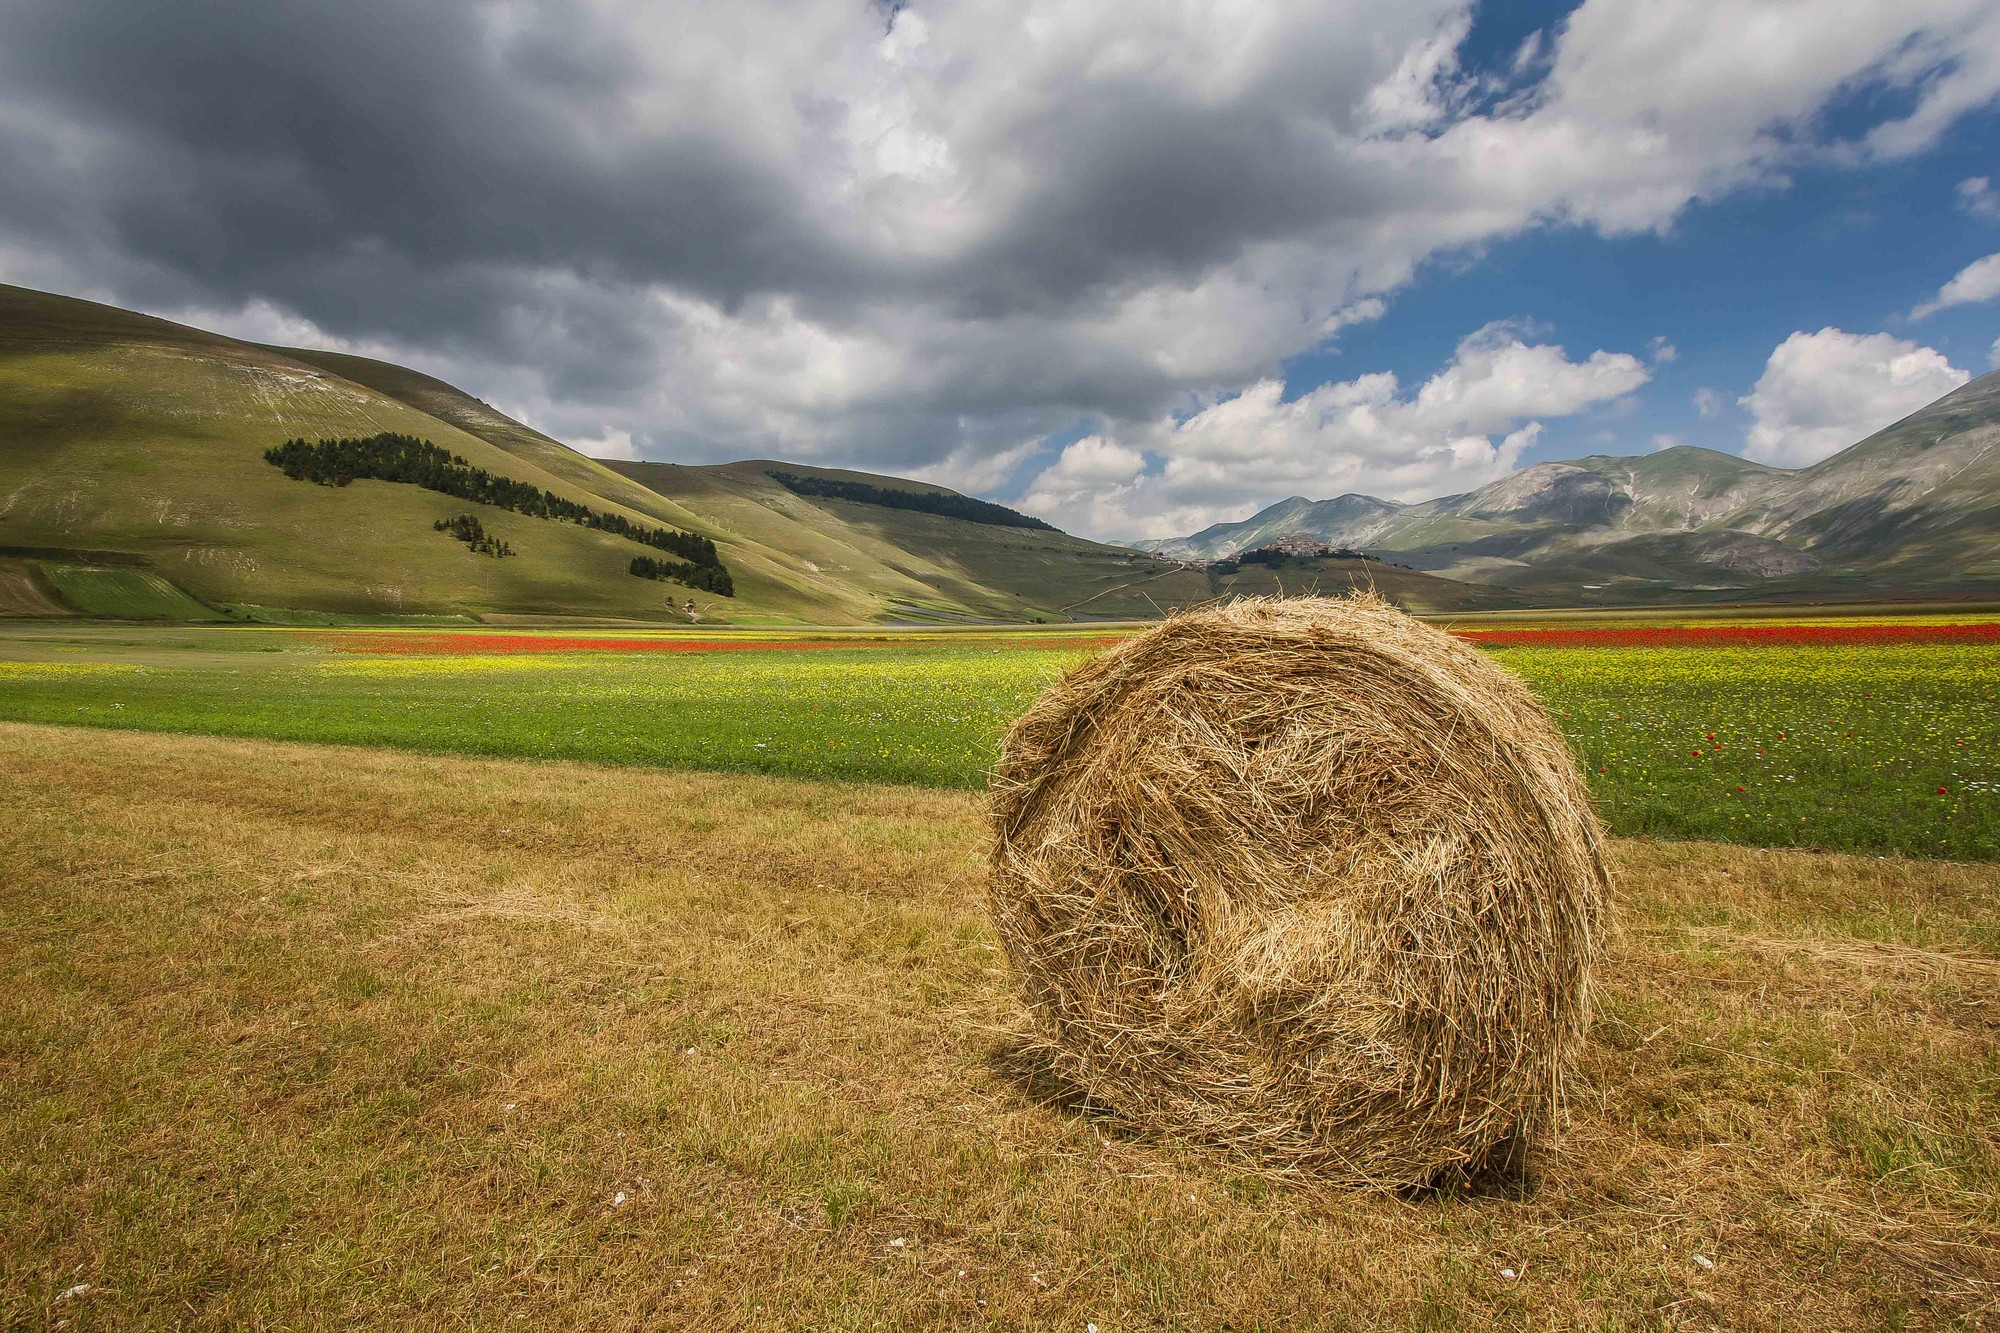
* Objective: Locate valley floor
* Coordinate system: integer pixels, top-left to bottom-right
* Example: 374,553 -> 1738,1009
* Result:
4,725 -> 1996,1329
1,617 -> 1994,859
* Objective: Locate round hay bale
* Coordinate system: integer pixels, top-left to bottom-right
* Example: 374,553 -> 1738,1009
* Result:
988,595 -> 1607,1185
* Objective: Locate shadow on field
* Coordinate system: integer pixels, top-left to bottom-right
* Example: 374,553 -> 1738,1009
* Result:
984,1031 -> 1097,1114
982,1032 -> 1540,1202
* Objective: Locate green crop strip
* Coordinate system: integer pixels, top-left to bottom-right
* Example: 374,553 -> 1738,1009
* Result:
0,631 -> 1993,860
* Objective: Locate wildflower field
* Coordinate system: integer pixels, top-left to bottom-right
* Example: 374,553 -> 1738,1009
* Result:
1508,640 -> 1996,859
0,614 -> 1993,859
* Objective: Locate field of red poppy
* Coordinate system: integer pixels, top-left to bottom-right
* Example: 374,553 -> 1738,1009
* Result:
1456,621 -> 2000,648
0,609 -> 1993,859
310,629 -> 1132,656
292,622 -> 2000,656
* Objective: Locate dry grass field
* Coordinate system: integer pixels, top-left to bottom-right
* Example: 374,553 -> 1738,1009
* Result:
3,722 -> 1997,1330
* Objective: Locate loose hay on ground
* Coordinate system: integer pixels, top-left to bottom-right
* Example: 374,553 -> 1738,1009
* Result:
5,723 -> 1997,1328
989,595 -> 1609,1185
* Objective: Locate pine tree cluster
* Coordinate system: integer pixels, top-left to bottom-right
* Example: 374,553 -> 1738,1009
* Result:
264,432 -> 733,594
433,513 -> 514,557
629,555 -> 734,595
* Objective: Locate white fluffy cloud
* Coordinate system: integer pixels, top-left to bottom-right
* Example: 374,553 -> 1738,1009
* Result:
2,0 -> 1999,525
1021,326 -> 1649,537
1740,328 -> 1969,466
1961,176 -> 2000,219
1910,251 -> 2000,318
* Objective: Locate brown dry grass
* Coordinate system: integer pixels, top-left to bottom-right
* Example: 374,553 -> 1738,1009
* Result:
0,559 -> 67,617
2,721 -> 1997,1330
990,597 -> 1607,1184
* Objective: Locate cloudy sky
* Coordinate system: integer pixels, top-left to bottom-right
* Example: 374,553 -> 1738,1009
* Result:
3,0 -> 1998,540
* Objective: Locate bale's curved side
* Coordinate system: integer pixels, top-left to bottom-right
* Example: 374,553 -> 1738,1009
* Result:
988,595 -> 1607,1185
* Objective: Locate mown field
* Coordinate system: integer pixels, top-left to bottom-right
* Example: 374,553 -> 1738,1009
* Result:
4,725 -> 1996,1329
0,616 -> 1994,859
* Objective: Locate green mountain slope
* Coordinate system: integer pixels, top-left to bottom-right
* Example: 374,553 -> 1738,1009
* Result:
0,285 -> 1110,622
0,282 -> 1567,621
0,285 -> 787,620
607,459 -> 1194,621
1735,370 -> 2000,576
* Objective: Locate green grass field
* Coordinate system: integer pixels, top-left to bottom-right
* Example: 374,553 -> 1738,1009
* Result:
35,564 -> 223,619
0,620 -> 1994,859
1508,641 -> 1996,859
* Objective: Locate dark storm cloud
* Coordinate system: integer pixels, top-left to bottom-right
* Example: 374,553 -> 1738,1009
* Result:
0,0 -> 1445,354
0,0 -> 1993,536
0,0 -> 857,345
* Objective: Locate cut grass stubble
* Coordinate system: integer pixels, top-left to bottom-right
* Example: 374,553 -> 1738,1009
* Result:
2,723 -> 1996,1329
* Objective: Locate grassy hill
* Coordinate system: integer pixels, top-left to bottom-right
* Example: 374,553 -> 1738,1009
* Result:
0,282 -> 1559,622
0,286 -> 1151,624
0,285 -> 779,621
603,461 -> 1523,618
605,458 -> 1192,622
4,283 -> 1113,625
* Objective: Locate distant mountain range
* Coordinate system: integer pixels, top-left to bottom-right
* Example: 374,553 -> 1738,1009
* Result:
1136,371 -> 2000,602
